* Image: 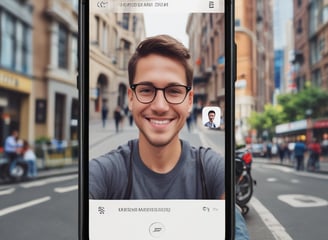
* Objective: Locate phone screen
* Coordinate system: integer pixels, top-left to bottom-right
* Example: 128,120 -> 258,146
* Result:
79,0 -> 235,239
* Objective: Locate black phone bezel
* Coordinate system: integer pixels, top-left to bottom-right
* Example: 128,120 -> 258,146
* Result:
78,1 -> 236,239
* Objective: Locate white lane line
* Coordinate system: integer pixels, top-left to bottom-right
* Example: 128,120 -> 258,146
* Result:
0,196 -> 51,217
0,188 -> 15,196
250,197 -> 293,240
267,178 -> 278,182
54,185 -> 78,193
258,164 -> 328,180
20,175 -> 78,188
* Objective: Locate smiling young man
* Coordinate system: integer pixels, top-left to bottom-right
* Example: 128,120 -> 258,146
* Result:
89,34 -> 226,200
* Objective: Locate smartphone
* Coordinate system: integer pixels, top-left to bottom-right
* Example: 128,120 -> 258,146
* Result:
79,0 -> 235,239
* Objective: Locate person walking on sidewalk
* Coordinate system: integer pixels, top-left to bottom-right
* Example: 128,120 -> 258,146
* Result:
89,35 -> 249,239
113,105 -> 122,133
101,103 -> 109,128
294,140 -> 307,171
307,138 -> 321,171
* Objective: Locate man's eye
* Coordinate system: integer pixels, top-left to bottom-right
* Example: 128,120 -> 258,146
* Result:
167,87 -> 183,95
138,86 -> 154,94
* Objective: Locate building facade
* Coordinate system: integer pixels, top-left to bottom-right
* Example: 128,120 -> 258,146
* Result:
292,0 -> 310,91
234,0 -> 274,134
0,0 -> 34,144
89,12 -> 145,122
186,13 -> 226,117
32,0 -> 79,142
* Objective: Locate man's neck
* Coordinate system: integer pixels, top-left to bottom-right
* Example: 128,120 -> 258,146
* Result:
138,137 -> 182,174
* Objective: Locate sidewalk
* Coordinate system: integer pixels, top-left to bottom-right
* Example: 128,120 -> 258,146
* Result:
252,155 -> 328,174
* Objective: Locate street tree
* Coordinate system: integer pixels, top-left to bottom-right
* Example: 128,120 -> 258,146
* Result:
277,86 -> 328,121
247,104 -> 286,140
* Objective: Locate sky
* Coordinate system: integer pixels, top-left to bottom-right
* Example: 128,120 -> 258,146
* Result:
273,0 -> 293,49
143,13 -> 190,47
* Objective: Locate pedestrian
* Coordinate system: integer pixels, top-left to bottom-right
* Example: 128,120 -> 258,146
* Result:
307,138 -> 321,171
3,130 -> 21,177
114,105 -> 122,133
101,103 -> 108,128
294,140 -> 307,171
22,140 -> 37,179
89,35 -> 249,238
278,141 -> 286,164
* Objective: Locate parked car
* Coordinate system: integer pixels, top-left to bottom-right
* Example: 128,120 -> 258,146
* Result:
250,143 -> 266,157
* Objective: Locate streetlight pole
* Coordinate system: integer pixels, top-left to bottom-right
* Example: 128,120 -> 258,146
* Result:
305,109 -> 313,145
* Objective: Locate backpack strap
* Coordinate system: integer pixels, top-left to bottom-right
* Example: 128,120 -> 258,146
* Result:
198,146 -> 210,199
124,140 -> 134,199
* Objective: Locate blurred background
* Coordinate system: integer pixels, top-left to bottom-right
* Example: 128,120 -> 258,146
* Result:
0,0 -> 328,240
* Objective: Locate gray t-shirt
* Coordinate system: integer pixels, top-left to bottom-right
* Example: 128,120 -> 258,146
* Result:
89,139 -> 225,199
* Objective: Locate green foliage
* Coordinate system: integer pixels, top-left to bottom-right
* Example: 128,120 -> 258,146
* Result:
247,86 -> 328,140
35,136 -> 51,145
277,86 -> 328,120
247,104 -> 286,139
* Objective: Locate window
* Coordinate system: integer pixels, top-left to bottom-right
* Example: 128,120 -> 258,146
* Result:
1,13 -> 15,69
58,24 -> 69,69
297,19 -> 302,34
132,15 -> 137,32
235,19 -> 241,27
122,13 -> 129,30
72,35 -> 78,71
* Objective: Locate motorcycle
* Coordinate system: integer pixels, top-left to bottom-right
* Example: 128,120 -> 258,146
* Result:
235,147 -> 256,215
0,155 -> 28,182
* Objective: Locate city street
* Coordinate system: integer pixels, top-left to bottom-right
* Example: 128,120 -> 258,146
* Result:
0,174 -> 78,240
247,160 -> 328,240
1,119 -> 328,239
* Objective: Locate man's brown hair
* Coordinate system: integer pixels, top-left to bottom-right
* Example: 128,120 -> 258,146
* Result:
128,34 -> 193,86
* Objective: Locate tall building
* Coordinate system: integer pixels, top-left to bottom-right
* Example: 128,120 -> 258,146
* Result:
89,12 -> 146,121
32,0 -> 79,142
292,0 -> 310,90
0,0 -> 34,144
234,0 -> 274,132
186,13 -> 226,115
292,0 -> 328,91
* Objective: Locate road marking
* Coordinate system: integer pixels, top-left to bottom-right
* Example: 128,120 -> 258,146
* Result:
0,196 -> 51,217
250,197 -> 293,240
290,179 -> 299,184
278,194 -> 328,208
20,175 -> 78,188
54,185 -> 78,193
267,178 -> 278,182
0,187 -> 15,196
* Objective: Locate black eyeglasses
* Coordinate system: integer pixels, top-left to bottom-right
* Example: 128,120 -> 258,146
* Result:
130,83 -> 192,104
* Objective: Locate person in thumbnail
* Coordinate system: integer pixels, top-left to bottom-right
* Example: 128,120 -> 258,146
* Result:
204,110 -> 217,128
89,35 -> 249,239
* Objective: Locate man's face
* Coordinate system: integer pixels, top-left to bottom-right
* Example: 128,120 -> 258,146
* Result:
128,54 -> 193,147
208,112 -> 215,122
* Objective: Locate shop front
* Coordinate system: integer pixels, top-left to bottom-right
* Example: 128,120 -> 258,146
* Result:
0,68 -> 33,145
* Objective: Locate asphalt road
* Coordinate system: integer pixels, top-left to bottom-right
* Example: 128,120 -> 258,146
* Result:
3,120 -> 327,239
0,175 -> 78,240
249,161 -> 328,240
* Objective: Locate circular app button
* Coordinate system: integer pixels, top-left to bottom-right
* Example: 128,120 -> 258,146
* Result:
149,222 -> 165,238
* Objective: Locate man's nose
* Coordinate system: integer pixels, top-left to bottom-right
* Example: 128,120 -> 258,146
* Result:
151,90 -> 170,111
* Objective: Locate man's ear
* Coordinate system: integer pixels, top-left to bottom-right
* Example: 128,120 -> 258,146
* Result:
127,88 -> 133,111
188,89 -> 194,113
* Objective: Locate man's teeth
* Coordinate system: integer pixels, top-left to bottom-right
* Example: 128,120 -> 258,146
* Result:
150,119 -> 170,125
